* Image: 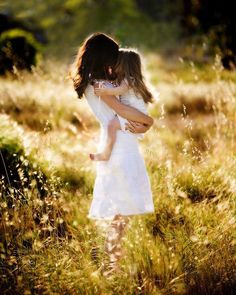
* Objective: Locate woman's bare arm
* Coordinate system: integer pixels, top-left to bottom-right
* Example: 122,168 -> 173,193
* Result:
99,94 -> 153,126
125,120 -> 152,133
93,82 -> 153,126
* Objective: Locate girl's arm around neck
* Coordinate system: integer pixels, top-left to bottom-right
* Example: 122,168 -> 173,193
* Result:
94,80 -> 128,96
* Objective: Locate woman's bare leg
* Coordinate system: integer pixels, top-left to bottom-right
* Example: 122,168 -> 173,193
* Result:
103,214 -> 130,276
90,116 -> 120,161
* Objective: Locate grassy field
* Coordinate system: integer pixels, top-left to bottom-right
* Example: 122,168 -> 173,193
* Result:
0,54 -> 235,294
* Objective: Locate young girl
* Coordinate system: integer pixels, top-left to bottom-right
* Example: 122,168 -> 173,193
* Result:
89,49 -> 153,161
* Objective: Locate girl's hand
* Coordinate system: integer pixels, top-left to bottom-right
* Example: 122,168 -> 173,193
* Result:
125,120 -> 151,133
94,87 -> 108,96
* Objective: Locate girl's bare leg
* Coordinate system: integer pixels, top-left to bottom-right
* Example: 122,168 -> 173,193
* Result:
90,116 -> 120,161
102,214 -> 130,276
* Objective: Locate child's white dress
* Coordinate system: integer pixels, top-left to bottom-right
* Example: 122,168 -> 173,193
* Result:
116,83 -> 148,140
85,81 -> 155,220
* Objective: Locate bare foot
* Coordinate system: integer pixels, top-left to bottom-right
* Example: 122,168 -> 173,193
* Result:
89,152 -> 110,161
101,260 -> 122,278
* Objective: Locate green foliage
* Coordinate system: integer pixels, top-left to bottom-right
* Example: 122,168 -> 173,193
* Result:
0,28 -> 43,74
0,115 -> 72,295
0,28 -> 43,51
0,115 -> 55,199
3,0 -> 180,57
0,114 -> 24,155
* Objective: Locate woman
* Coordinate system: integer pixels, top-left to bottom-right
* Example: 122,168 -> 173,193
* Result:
70,32 -> 155,275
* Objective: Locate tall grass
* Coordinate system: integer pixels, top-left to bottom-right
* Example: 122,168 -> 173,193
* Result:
0,56 -> 235,294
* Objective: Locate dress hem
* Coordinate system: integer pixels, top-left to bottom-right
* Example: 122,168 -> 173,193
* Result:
87,210 -> 155,221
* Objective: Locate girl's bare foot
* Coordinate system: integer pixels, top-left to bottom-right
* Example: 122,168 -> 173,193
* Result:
101,258 -> 122,278
89,152 -> 110,161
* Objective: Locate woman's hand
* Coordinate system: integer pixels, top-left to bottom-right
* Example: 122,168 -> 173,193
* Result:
94,87 -> 109,96
125,120 -> 151,133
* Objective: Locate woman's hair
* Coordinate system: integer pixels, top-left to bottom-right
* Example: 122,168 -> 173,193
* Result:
115,49 -> 153,103
69,32 -> 119,98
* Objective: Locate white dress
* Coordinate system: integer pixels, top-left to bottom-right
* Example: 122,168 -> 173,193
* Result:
85,81 -> 155,220
116,80 -> 149,141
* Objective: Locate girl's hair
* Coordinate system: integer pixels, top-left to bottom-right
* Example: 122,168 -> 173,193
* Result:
69,32 -> 119,98
115,49 -> 153,103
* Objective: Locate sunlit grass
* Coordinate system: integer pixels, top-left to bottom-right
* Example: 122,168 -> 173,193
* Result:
146,52 -> 236,84
0,56 -> 235,294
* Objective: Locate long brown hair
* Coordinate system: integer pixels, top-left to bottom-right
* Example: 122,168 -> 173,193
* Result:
69,32 -> 119,98
115,49 -> 153,103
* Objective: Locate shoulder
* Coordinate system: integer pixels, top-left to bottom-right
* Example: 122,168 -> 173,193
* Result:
123,78 -> 129,85
84,84 -> 93,95
84,84 -> 94,97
